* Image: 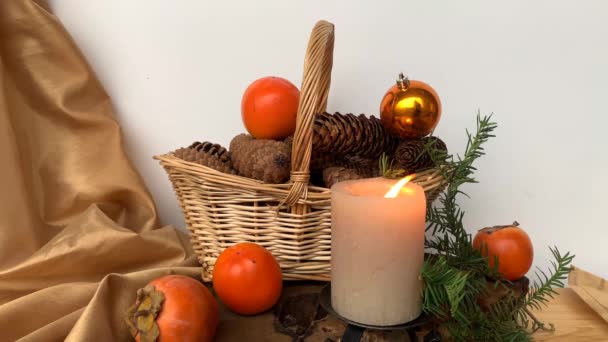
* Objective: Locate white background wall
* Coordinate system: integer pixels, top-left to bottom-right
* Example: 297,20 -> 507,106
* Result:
50,1 -> 607,278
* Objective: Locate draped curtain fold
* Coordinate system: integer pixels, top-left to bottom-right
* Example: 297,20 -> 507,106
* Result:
0,1 -> 196,340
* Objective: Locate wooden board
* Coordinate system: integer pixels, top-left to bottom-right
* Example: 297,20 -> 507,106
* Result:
533,288 -> 608,341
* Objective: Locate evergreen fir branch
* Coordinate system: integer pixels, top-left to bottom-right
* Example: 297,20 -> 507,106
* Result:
421,256 -> 456,320
525,247 -> 574,311
445,271 -> 469,317
420,113 -> 535,341
446,299 -> 532,342
523,307 -> 555,333
429,112 -> 496,187
448,321 -> 532,342
421,255 -> 489,326
425,113 -> 497,260
412,112 -> 573,341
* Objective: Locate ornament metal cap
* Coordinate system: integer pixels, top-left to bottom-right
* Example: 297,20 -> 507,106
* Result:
397,72 -> 410,90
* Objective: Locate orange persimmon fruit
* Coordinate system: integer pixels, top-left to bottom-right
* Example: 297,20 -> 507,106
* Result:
213,242 -> 283,315
241,76 -> 300,140
127,274 -> 218,342
473,222 -> 534,281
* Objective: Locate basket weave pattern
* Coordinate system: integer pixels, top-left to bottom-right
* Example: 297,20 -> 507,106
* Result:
155,21 -> 446,282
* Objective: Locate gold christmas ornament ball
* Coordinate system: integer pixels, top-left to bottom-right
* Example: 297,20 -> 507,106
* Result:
380,73 -> 442,139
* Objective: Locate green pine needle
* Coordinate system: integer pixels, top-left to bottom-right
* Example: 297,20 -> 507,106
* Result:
525,247 -> 575,311
379,153 -> 407,179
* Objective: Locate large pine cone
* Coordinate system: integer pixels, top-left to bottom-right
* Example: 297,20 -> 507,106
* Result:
312,112 -> 399,159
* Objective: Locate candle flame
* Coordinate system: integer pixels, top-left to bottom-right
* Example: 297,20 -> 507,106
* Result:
384,176 -> 413,198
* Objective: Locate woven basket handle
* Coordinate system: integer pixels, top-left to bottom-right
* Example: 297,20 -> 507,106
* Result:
283,20 -> 335,206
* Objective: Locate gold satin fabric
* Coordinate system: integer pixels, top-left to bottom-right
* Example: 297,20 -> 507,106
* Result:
0,1 -> 198,340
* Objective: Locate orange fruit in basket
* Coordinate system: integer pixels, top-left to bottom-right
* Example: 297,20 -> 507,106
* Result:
241,76 -> 300,140
212,242 -> 283,315
473,222 -> 534,281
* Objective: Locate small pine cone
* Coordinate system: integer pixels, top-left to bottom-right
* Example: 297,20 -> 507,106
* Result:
311,154 -> 379,177
174,145 -> 236,174
342,155 -> 380,177
395,136 -> 447,172
229,134 -> 291,183
323,167 -> 369,188
310,152 -> 344,171
189,141 -> 231,163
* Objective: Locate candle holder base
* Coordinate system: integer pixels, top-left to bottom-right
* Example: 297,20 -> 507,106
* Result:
319,284 -> 440,342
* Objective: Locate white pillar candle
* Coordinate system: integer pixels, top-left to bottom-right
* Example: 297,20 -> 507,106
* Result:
331,177 -> 426,326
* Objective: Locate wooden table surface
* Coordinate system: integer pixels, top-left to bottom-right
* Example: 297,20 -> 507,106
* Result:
533,288 -> 608,341
215,285 -> 608,341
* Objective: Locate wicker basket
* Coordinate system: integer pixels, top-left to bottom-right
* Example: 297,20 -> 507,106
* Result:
155,20 -> 446,282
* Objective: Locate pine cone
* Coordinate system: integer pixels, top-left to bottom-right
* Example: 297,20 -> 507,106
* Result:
395,136 -> 447,172
342,155 -> 380,177
188,141 -> 231,163
323,167 -> 368,188
310,152 -> 344,170
284,135 -> 294,150
174,145 -> 236,174
229,134 -> 291,183
313,112 -> 399,159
